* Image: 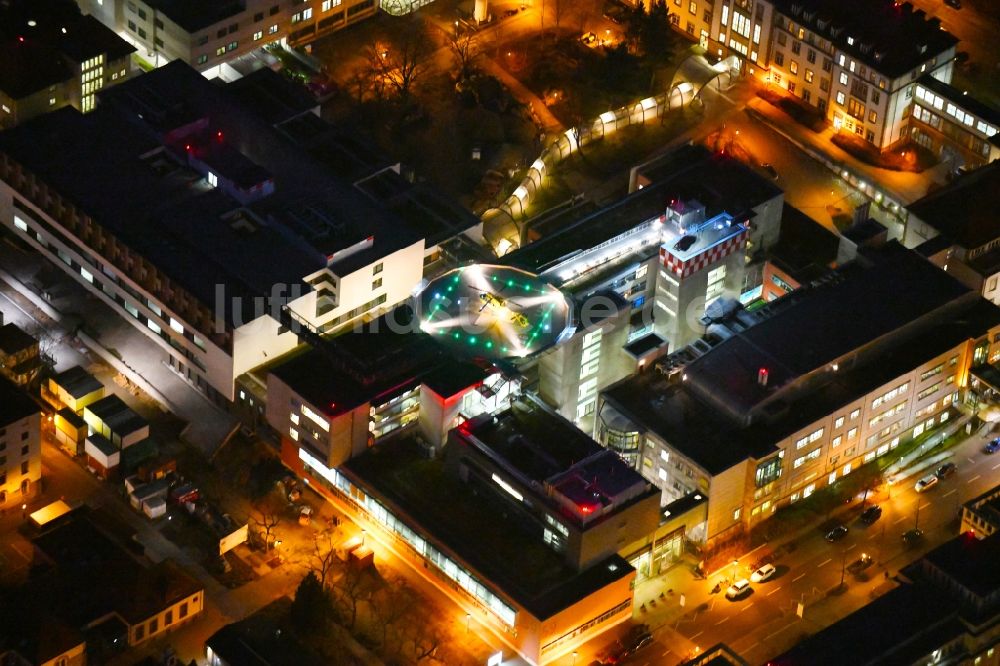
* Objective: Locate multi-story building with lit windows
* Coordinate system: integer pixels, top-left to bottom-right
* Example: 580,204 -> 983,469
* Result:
598,244 -> 1000,545
0,0 -> 134,129
0,376 -> 42,509
908,75 -> 1000,171
764,0 -> 957,149
0,61 -> 478,404
706,0 -> 958,150
75,0 -> 380,77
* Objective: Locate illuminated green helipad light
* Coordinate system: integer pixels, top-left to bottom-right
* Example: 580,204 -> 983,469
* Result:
468,336 -> 476,344
506,280 -> 514,287
485,341 -> 493,349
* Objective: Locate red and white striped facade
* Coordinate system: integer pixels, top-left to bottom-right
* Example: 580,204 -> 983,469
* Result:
660,229 -> 749,279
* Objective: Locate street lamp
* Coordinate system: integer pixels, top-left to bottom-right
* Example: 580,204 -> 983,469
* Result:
572,651 -> 578,665
465,612 -> 471,633
731,559 -> 739,581
361,529 -> 366,546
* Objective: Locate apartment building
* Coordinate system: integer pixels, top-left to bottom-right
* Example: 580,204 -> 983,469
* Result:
908,74 -> 1000,171
598,244 -> 1000,544
0,62 -> 478,404
0,376 -> 41,508
0,0 -> 134,129
768,0 -> 956,148
0,322 -> 40,386
76,0 -> 378,77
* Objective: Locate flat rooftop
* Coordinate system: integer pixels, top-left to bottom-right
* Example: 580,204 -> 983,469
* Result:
343,437 -> 633,620
51,365 -> 103,399
459,396 -> 655,524
0,4 -> 134,99
268,309 -> 486,417
503,145 -> 779,277
604,280 -> 1000,475
769,0 -> 957,78
907,160 -> 1000,250
766,204 -> 839,284
143,0 -> 245,32
684,243 -> 970,418
0,376 -> 39,425
0,61 -> 476,329
0,323 -> 36,355
206,598 -> 327,666
85,394 -> 147,435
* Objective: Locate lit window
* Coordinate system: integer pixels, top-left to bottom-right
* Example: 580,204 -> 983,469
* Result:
253,30 -> 262,40
836,91 -> 846,105
834,416 -> 844,428
847,427 -> 857,439
847,36 -> 854,45
207,171 -> 218,187
303,7 -> 313,19
268,24 -> 278,34
658,468 -> 667,481
850,409 -> 860,419
49,97 -> 56,106
839,72 -> 848,85
289,426 -> 299,441
733,507 -> 741,520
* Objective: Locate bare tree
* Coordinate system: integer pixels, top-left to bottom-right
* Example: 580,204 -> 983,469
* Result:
369,580 -> 414,649
330,565 -> 375,628
385,27 -> 433,101
251,506 -> 280,551
309,530 -> 341,588
447,30 -> 478,82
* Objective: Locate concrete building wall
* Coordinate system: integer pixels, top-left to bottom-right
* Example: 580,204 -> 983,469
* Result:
129,587 -> 204,645
0,410 -> 41,508
568,493 -> 661,571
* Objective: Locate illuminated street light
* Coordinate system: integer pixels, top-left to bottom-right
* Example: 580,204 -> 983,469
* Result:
465,612 -> 471,633
572,651 -> 578,665
361,528 -> 366,546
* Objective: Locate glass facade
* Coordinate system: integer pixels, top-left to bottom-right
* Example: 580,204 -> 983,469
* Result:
298,448 -> 518,626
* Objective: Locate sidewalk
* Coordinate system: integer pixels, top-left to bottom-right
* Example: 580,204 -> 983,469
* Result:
745,94 -> 942,207
0,242 -> 238,454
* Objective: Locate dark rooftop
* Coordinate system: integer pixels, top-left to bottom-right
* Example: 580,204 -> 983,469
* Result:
766,204 -> 839,284
206,598 -> 328,666
624,332 -> 667,358
0,61 -> 476,331
268,309 -> 486,417
907,160 -> 1000,250
85,394 -> 148,436
0,322 -> 36,355
51,365 -> 103,400
684,243 -> 969,417
603,255 -> 1000,474
770,0 -> 957,78
503,145 -> 780,274
343,437 -> 633,620
0,375 -> 39,425
0,2 -> 134,99
143,0 -> 245,33
769,583 -> 962,666
29,507 -> 202,628
918,529 -> 1000,600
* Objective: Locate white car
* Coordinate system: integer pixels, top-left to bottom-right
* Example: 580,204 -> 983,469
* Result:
725,579 -> 752,600
750,563 -> 776,583
915,474 -> 939,493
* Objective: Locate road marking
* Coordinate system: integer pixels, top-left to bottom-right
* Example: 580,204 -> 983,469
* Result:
919,503 -> 931,512
691,631 -> 703,641
895,516 -> 908,524
766,586 -> 782,596
739,603 -> 754,613
869,532 -> 880,540
743,642 -> 759,653
968,457 -> 976,464
846,543 -> 857,551
818,558 -> 832,568
971,474 -> 983,482
763,622 -> 798,642
992,462 -> 1000,470
792,573 -> 806,582
716,616 -> 730,625
944,489 -> 957,498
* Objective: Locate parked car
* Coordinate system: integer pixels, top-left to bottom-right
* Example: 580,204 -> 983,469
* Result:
985,438 -> 1000,454
760,163 -> 778,179
936,462 -> 957,479
825,525 -> 849,542
623,632 -> 653,657
501,7 -> 519,17
860,505 -> 883,525
846,553 -> 874,574
750,563 -> 777,583
944,0 -> 961,9
725,579 -> 752,600
903,528 -> 924,546
915,474 -> 939,493
580,31 -> 599,47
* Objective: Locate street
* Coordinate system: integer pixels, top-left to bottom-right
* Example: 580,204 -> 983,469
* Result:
609,420 -> 999,666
